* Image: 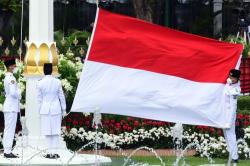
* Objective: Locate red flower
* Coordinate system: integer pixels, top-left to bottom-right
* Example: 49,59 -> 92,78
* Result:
79,120 -> 84,126
209,128 -> 215,133
115,123 -> 121,128
202,126 -> 209,131
244,120 -> 250,127
196,125 -> 203,129
134,121 -> 139,127
127,127 -> 132,131
147,121 -> 152,125
110,120 -> 115,124
127,117 -> 134,122
158,122 -> 165,126
217,129 -> 222,136
73,120 -> 78,125
103,120 -> 110,124
120,120 -> 126,124
66,118 -> 72,123
237,113 -> 244,119
85,116 -> 91,121
66,126 -> 71,129
85,120 -> 90,126
73,114 -> 79,118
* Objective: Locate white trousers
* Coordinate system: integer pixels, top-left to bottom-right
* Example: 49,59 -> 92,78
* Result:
3,112 -> 18,154
41,114 -> 62,135
223,112 -> 238,160
45,135 -> 59,154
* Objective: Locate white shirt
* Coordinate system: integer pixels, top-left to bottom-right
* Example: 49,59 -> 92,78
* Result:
37,75 -> 66,115
3,72 -> 20,112
224,82 -> 241,109
224,81 -> 241,126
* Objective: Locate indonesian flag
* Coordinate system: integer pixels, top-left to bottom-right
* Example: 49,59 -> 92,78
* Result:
71,8 -> 243,128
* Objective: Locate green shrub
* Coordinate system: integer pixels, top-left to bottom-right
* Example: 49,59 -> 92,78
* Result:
238,96 -> 250,112
224,35 -> 250,57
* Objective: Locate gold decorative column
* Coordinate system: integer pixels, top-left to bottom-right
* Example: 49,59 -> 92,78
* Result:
24,42 -> 59,76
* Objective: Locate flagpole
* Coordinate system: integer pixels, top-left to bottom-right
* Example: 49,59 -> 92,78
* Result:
96,0 -> 99,7
84,5 -> 100,61
69,1 -> 100,114
19,0 -> 24,61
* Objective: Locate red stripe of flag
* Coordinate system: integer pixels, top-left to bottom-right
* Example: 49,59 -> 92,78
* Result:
88,9 -> 243,83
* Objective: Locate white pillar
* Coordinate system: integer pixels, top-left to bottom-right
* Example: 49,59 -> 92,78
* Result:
25,77 -> 40,137
25,0 -> 53,139
29,0 -> 54,43
16,0 -> 62,150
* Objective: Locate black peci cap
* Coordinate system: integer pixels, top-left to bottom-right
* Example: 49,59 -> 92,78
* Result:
43,63 -> 53,75
4,58 -> 16,68
229,69 -> 241,79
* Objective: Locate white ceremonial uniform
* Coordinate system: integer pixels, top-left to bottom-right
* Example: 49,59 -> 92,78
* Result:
37,75 -> 66,154
3,72 -> 20,154
37,75 -> 66,135
223,82 -> 241,161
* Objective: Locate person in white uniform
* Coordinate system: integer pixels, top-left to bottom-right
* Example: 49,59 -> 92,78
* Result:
223,69 -> 241,165
37,63 -> 66,159
2,58 -> 20,158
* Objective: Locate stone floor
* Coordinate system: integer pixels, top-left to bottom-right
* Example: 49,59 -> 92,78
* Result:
81,149 -> 196,156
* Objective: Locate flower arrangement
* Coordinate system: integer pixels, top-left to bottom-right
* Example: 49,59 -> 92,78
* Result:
59,113 -> 250,159
58,52 -> 83,109
59,123 -> 250,159
1,118 -> 250,159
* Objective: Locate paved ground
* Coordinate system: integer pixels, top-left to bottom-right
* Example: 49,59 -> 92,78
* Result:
82,149 -> 196,156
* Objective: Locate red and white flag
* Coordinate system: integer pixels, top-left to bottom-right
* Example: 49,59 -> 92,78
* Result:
71,9 -> 243,128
